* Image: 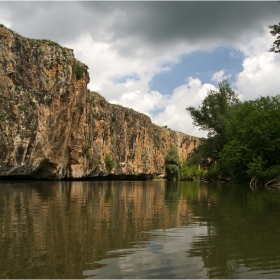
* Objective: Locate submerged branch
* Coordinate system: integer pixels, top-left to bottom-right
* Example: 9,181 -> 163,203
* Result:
265,176 -> 280,189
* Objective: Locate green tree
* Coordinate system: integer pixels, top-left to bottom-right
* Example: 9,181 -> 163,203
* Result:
221,95 -> 280,182
181,160 -> 203,180
164,145 -> 181,181
186,79 -> 240,177
269,22 -> 280,53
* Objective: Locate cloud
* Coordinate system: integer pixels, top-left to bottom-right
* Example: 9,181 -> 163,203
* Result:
235,28 -> 280,100
152,78 -> 215,137
2,1 -> 280,138
2,2 -> 279,50
212,70 -> 232,83
236,53 -> 280,100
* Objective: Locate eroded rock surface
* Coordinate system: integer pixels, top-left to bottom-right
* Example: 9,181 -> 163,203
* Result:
0,26 -> 199,179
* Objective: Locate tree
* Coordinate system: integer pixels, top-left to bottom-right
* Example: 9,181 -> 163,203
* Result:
221,95 -> 280,182
186,79 -> 240,176
181,160 -> 203,180
269,22 -> 280,53
164,145 -> 181,181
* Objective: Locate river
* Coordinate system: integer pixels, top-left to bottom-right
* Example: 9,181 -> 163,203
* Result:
0,180 -> 280,278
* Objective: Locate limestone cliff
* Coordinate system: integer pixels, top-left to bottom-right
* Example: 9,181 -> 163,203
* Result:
0,26 -> 199,179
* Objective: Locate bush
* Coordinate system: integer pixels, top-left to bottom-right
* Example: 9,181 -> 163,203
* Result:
202,164 -> 222,181
75,64 -> 83,80
263,165 -> 280,181
181,160 -> 202,180
0,115 -> 4,121
105,154 -> 115,173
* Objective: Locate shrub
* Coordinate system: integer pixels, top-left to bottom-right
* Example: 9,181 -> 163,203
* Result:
0,115 -> 4,121
202,164 -> 222,181
105,154 -> 115,173
181,160 -> 202,180
263,165 -> 280,181
75,64 -> 83,80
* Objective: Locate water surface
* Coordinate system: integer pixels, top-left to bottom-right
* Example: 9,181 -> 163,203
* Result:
0,180 -> 280,278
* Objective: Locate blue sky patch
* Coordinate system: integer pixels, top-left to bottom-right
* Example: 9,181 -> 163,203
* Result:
150,47 -> 245,95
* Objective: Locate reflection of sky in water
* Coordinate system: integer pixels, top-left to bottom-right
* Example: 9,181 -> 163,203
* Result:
83,225 -> 208,279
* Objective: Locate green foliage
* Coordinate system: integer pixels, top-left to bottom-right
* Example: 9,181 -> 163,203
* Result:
186,79 -> 240,173
202,164 -> 222,181
29,101 -> 36,109
164,145 -> 181,181
181,160 -> 203,180
269,22 -> 280,53
263,165 -> 280,181
18,105 -> 26,111
14,85 -> 20,91
0,115 -> 4,121
221,95 -> 280,181
247,157 -> 266,178
187,78 -> 280,183
75,64 -> 83,80
186,79 -> 240,138
105,154 -> 115,173
0,24 -> 4,28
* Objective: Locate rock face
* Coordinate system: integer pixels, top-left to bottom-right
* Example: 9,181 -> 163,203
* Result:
0,26 -> 199,180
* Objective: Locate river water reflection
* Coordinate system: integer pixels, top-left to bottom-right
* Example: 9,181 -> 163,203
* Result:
0,180 -> 280,278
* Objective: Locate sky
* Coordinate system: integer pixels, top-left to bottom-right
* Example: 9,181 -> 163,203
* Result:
1,1 -> 280,137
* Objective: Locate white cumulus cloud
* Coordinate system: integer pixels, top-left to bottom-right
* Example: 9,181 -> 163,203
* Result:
152,77 -> 215,137
235,28 -> 280,100
212,70 -> 231,83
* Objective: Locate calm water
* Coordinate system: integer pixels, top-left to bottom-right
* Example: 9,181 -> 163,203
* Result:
0,180 -> 280,279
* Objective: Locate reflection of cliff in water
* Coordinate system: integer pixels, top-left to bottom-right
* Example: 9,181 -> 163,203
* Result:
0,180 -> 195,279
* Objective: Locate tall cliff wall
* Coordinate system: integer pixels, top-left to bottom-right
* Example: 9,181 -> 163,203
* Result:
0,26 -> 199,180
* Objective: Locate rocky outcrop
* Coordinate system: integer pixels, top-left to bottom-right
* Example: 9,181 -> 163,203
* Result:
0,26 -> 199,180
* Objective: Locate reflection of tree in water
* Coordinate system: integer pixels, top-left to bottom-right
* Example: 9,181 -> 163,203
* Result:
186,184 -> 280,278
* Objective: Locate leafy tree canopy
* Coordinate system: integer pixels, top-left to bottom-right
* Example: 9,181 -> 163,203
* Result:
221,95 -> 280,182
186,78 -> 280,184
186,79 -> 240,171
186,79 -> 240,138
269,22 -> 280,53
165,145 -> 181,181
